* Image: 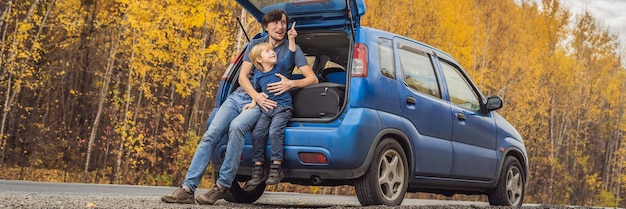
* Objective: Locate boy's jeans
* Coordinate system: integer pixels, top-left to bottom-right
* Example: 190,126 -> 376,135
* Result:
182,88 -> 260,192
251,106 -> 292,163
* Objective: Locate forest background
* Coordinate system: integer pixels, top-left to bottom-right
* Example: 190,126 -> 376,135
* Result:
0,0 -> 624,207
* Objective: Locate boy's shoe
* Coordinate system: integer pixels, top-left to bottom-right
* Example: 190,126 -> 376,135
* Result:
265,164 -> 283,185
161,186 -> 194,204
245,164 -> 267,187
196,184 -> 227,205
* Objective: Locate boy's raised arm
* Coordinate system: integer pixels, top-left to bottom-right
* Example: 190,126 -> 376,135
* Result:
288,22 -> 296,52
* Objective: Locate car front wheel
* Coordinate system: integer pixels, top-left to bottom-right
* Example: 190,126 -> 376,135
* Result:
488,156 -> 525,206
355,138 -> 409,206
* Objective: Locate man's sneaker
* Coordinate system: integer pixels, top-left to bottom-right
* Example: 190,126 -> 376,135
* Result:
161,186 -> 194,204
196,184 -> 227,205
265,164 -> 283,185
245,164 -> 267,187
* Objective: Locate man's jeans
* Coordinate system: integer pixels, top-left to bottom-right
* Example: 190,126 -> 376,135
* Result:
182,88 -> 260,192
251,106 -> 292,163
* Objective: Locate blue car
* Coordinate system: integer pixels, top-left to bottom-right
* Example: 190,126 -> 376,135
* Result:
209,0 -> 528,206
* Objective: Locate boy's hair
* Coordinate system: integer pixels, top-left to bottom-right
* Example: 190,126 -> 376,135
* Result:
248,42 -> 273,71
262,9 -> 288,28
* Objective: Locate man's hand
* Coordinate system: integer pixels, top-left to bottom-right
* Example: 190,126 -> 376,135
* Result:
254,92 -> 277,111
267,74 -> 295,95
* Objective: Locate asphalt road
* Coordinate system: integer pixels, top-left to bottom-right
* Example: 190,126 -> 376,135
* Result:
0,180 -> 558,209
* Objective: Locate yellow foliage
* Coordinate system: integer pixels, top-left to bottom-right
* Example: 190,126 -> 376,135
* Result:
597,190 -> 621,208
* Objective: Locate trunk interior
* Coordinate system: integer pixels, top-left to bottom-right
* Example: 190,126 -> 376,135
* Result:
232,30 -> 352,120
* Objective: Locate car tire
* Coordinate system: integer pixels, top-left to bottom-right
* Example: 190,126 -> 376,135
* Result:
355,138 -> 408,206
214,170 -> 266,203
488,156 -> 525,206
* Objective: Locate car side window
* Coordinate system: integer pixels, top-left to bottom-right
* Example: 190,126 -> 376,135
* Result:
439,60 -> 480,112
397,46 -> 440,98
378,38 -> 395,79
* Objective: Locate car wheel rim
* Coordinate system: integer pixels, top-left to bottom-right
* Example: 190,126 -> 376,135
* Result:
377,149 -> 405,201
506,165 -> 523,205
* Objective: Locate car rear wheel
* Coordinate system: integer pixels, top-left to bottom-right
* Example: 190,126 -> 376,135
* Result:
488,156 -> 525,206
215,170 -> 266,203
355,138 -> 408,206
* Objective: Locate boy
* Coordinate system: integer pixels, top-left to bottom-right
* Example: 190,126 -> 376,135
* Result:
244,22 -> 297,186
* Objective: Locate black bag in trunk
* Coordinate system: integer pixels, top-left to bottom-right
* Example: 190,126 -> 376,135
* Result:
291,82 -> 346,118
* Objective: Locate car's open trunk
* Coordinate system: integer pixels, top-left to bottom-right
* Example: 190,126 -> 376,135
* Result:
227,30 -> 352,120
289,31 -> 351,120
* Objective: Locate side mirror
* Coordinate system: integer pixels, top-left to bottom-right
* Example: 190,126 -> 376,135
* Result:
485,96 -> 503,111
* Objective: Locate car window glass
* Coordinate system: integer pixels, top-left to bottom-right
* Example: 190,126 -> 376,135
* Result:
378,38 -> 395,79
397,47 -> 440,98
440,60 -> 480,112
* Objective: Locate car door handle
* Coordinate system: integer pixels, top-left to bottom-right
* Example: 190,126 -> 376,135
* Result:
455,112 -> 467,121
406,96 -> 416,105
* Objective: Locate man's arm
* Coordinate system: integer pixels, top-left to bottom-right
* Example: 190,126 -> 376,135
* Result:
239,61 -> 277,110
293,65 -> 318,88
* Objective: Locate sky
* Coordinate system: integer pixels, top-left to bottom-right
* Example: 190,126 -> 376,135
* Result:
559,0 -> 626,49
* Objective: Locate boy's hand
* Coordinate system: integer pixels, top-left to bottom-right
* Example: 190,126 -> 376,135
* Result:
254,92 -> 277,111
242,101 -> 257,111
288,22 -> 297,40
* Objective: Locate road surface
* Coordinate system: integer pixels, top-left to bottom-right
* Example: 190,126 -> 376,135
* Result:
0,180 -> 552,208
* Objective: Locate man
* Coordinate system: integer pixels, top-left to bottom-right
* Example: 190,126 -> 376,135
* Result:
161,9 -> 318,205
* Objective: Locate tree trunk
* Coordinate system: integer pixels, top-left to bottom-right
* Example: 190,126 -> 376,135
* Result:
0,73 -> 16,164
83,11 -> 121,183
236,8 -> 246,53
0,1 -> 12,165
0,0 -> 12,32
0,0 -> 40,164
114,26 -> 131,184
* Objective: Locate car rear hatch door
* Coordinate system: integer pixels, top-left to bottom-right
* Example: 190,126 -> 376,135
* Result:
235,0 -> 365,31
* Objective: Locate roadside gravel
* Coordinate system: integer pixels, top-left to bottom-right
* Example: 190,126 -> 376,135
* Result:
1,193 -> 230,209
0,192 -> 591,209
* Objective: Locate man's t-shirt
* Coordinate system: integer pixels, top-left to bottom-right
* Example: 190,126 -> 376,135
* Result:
242,36 -> 308,87
253,51 -> 295,108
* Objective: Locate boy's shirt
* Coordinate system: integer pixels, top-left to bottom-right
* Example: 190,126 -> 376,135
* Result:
253,51 -> 295,108
242,36 -> 308,87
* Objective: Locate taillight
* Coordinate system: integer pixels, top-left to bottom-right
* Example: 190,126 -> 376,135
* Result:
351,43 -> 368,77
299,152 -> 328,164
221,63 -> 234,81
